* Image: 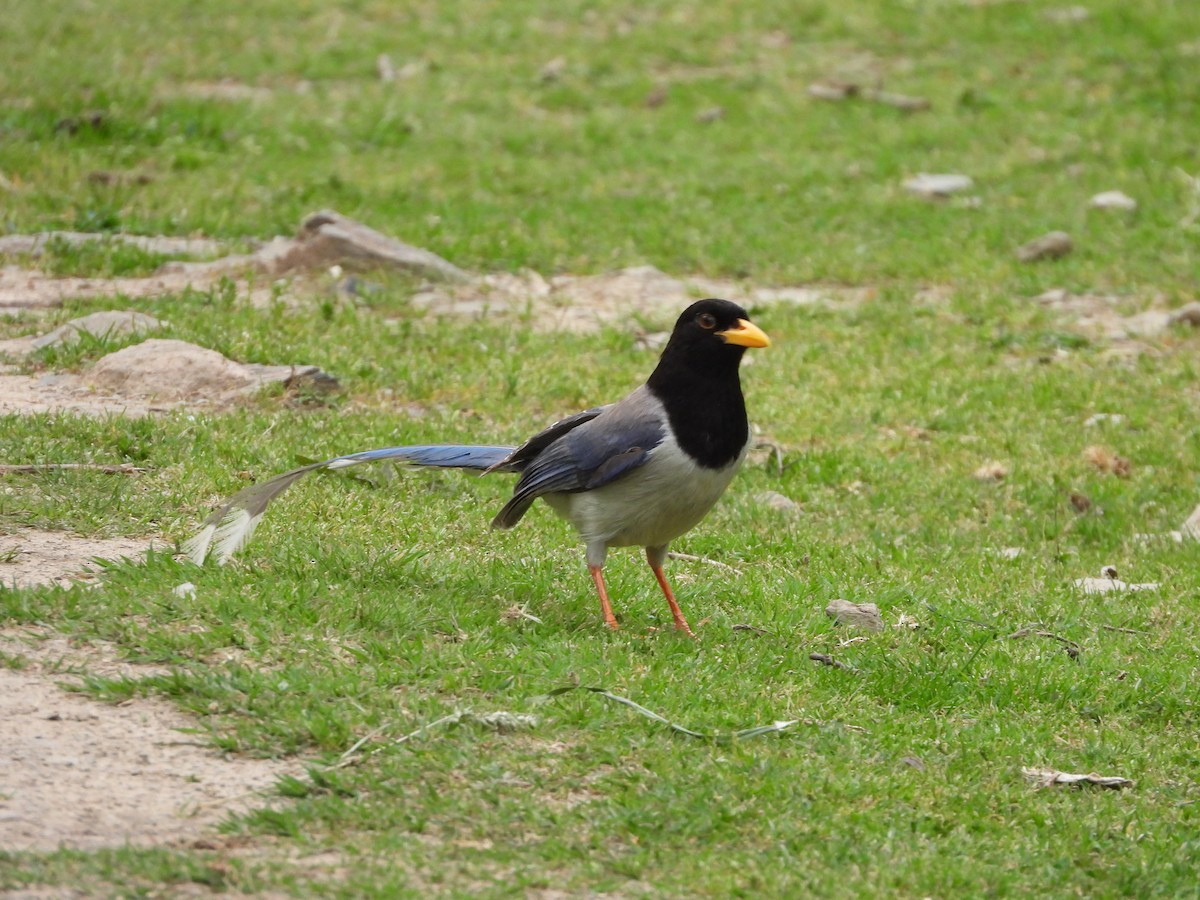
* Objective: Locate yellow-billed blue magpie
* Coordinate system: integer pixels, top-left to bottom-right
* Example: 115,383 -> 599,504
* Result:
186,298 -> 770,635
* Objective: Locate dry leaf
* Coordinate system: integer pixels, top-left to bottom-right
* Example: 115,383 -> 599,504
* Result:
1083,445 -> 1132,477
1069,492 -> 1093,513
973,460 -> 1009,481
1022,767 -> 1133,789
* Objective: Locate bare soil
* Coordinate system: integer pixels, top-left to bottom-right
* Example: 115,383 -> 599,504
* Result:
0,530 -> 153,590
0,626 -> 304,853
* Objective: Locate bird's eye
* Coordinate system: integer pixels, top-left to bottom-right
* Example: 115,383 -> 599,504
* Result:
696,313 -> 717,329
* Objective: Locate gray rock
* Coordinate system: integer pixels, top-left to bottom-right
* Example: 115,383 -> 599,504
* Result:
1044,5 -> 1090,23
1017,231 -> 1073,262
539,57 -> 567,82
32,311 -> 163,351
85,339 -> 336,402
903,173 -> 973,198
756,490 -> 801,513
825,599 -> 884,632
158,211 -> 470,283
1168,302 -> 1200,327
286,211 -> 470,282
1182,504 -> 1200,541
1090,190 -> 1137,211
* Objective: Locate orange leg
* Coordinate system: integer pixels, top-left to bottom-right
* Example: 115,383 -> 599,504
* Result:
646,552 -> 696,638
589,564 -> 620,630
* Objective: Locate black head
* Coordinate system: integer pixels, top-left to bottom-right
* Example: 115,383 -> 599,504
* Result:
645,299 -> 770,469
658,298 -> 770,372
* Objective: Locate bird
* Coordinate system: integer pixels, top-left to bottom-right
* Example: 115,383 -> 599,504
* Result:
185,298 -> 770,636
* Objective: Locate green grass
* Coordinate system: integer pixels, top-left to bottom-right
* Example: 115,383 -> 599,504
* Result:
3,1 -> 1200,897
3,0 -> 1198,293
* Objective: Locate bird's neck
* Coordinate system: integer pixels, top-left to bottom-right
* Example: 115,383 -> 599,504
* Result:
646,353 -> 749,470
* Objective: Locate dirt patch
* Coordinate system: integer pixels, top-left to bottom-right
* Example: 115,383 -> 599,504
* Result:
408,264 -> 867,333
0,232 -> 228,260
0,626 -> 304,853
0,530 -> 154,589
0,265 -> 278,315
0,371 -> 173,417
1034,289 -> 1200,350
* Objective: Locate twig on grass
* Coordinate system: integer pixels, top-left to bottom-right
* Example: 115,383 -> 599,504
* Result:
667,551 -> 744,576
1097,623 -> 1151,636
542,684 -> 866,738
334,710 -> 539,768
732,623 -> 772,635
1007,625 -> 1082,659
752,439 -> 786,475
336,683 -> 867,768
807,82 -> 931,111
334,725 -> 392,768
809,652 -> 857,673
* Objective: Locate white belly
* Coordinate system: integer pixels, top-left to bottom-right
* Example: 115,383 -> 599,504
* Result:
544,433 -> 746,550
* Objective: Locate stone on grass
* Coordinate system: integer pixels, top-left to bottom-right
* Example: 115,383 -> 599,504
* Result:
903,173 -> 973,198
825,599 -> 884,632
1073,572 -> 1160,594
1169,302 -> 1200,328
1090,190 -> 1137,211
1182,504 -> 1200,541
1043,6 -> 1090,24
1017,231 -> 1073,262
85,339 -> 336,403
160,210 -> 470,283
756,491 -> 801,513
283,211 -> 470,282
31,311 -> 163,351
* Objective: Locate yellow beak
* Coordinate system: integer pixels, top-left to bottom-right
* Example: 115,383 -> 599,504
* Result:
719,318 -> 771,349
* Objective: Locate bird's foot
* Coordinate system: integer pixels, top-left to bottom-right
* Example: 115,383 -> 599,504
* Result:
672,617 -> 697,639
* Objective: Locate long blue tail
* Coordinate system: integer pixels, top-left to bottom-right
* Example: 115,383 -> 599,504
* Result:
185,444 -> 515,565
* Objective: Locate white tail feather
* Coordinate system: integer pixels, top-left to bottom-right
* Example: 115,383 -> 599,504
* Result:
182,523 -> 217,565
186,444 -> 513,565
211,509 -> 264,564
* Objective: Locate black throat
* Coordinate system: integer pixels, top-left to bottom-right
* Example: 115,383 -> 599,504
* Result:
645,342 -> 749,470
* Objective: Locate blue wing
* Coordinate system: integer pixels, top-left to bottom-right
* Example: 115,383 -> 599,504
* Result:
491,398 -> 666,529
484,406 -> 609,474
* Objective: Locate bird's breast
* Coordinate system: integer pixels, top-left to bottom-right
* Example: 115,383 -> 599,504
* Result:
545,432 -> 747,549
